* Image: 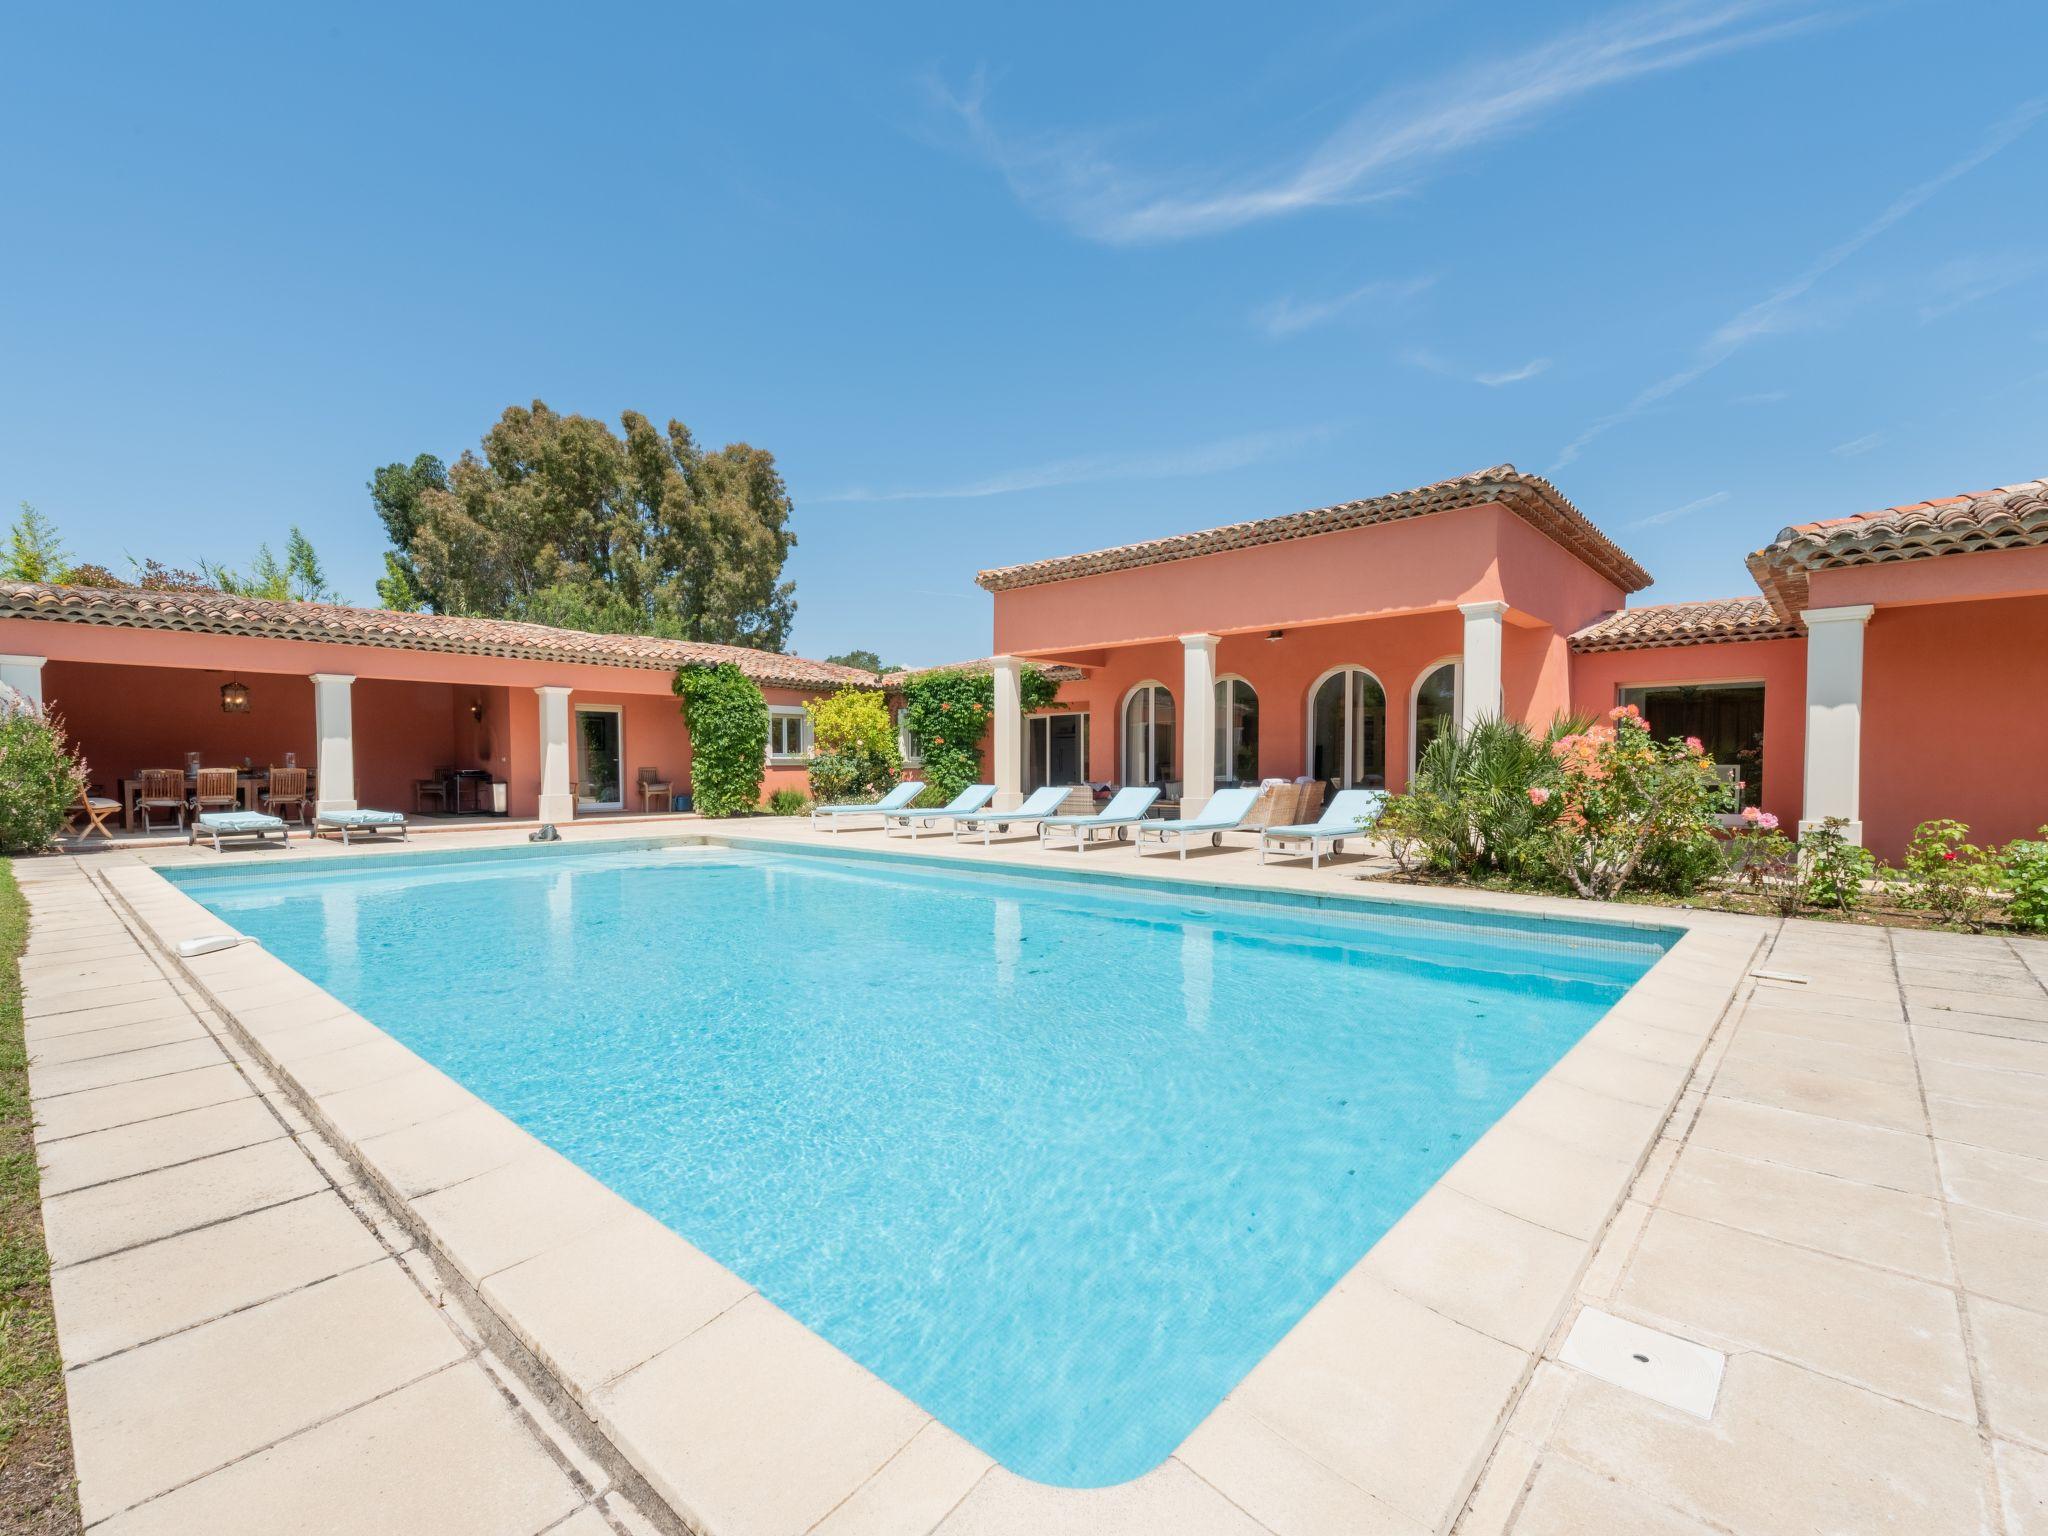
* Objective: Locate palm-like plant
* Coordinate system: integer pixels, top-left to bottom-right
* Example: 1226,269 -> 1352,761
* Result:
1401,714 -> 1587,877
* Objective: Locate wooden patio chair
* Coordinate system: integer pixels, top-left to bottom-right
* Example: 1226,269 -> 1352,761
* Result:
136,768 -> 188,833
66,788 -> 120,840
192,767 -> 240,822
637,767 -> 674,813
413,773 -> 450,814
262,766 -> 310,824
1294,780 -> 1327,823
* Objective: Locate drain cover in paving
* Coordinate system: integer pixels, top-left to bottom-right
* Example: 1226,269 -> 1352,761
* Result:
1560,1308 -> 1725,1419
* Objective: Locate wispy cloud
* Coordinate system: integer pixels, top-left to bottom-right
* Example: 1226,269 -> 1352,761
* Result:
815,425 -> 1332,504
1732,390 -> 1789,404
1405,349 -> 1552,387
1831,432 -> 1884,457
1256,275 -> 1435,337
1918,251 -> 2041,322
936,2 -> 1821,245
1632,489 -> 1731,527
1552,98 -> 2048,470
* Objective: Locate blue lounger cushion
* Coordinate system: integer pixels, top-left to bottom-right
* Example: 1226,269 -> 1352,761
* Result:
316,809 -> 407,827
196,812 -> 286,833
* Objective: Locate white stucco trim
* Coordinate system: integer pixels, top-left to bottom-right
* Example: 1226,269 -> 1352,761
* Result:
991,656 -> 1024,810
1798,604 -> 1873,844
1457,601 -> 1508,735
1179,635 -> 1219,816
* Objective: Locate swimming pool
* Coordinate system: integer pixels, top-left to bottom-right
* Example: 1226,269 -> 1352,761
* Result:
170,841 -> 1673,1487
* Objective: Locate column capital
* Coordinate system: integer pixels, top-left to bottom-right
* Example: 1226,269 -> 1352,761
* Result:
1802,604 -> 1874,627
0,654 -> 46,669
534,684 -> 574,699
1177,632 -> 1220,652
308,672 -> 356,686
989,654 -> 1022,671
1457,600 -> 1509,621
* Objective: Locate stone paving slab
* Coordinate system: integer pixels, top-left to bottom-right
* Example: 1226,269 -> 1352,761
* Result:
15,859 -> 653,1535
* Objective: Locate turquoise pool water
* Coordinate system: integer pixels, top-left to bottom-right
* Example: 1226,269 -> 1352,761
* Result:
170,841 -> 1671,1486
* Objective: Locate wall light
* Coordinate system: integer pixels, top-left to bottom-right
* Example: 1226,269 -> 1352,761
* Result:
219,679 -> 252,713
1265,630 -> 1284,643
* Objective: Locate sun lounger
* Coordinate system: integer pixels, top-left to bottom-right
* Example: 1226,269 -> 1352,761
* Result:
948,785 -> 1075,846
1037,786 -> 1161,851
881,784 -> 996,838
810,780 -> 927,833
313,809 -> 409,846
189,810 -> 291,852
1258,789 -> 1387,869
1133,786 -> 1263,860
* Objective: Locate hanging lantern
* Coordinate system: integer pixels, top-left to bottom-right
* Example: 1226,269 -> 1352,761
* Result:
220,678 -> 252,713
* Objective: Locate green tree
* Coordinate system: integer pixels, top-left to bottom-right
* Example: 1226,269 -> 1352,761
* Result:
375,401 -> 798,648
824,649 -> 893,675
201,526 -> 342,603
3,504 -> 71,584
368,454 -> 447,610
803,686 -> 901,803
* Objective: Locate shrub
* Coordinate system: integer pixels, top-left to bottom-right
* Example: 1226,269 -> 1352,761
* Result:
1385,715 -> 1578,879
899,665 -> 1059,804
1542,706 -> 1722,899
1723,807 -> 1800,913
764,787 -> 810,816
1799,816 -> 1875,911
802,687 -> 899,804
672,663 -> 767,818
1892,819 -> 2001,930
2001,829 -> 2048,931
0,705 -> 87,854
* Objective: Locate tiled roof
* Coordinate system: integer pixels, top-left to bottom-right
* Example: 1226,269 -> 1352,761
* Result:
1746,477 -> 2048,618
974,464 -> 1653,595
0,582 -> 881,691
879,656 -> 1086,687
1568,597 -> 1802,653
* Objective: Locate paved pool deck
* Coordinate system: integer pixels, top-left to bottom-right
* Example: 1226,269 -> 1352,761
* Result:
21,816 -> 2048,1535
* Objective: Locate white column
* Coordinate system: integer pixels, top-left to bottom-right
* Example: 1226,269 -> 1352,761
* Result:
1179,633 -> 1219,816
1458,601 -> 1508,733
0,654 -> 45,711
535,686 -> 574,824
310,673 -> 357,815
991,657 -> 1024,811
1800,604 -> 1873,844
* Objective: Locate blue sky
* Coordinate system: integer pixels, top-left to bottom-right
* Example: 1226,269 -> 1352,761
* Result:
3,2 -> 2043,666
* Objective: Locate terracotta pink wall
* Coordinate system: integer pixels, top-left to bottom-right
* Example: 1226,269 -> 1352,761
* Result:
13,621 -> 832,819
994,504 -> 1627,656
1567,638 -> 1809,833
1810,545 -> 2048,610
1860,594 -> 2048,858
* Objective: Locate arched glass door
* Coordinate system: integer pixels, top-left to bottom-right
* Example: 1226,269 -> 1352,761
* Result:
1213,677 -> 1259,786
1122,684 -> 1175,786
1308,669 -> 1386,793
1412,661 -> 1461,771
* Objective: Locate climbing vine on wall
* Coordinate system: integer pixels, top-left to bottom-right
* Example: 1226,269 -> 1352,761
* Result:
672,663 -> 768,816
899,666 -> 1058,804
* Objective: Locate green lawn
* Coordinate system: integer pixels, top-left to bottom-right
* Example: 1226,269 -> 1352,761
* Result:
0,862 -> 80,1533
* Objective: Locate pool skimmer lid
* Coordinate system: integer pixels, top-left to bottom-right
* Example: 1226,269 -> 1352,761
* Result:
1560,1308 -> 1724,1419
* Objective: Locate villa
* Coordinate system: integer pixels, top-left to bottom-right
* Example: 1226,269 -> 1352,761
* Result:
4,465 -> 2043,856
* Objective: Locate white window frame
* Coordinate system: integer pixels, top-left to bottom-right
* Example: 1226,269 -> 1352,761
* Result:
1408,657 -> 1463,777
1305,665 -> 1389,790
1213,674 -> 1258,786
1120,681 -> 1174,786
573,704 -> 625,810
766,705 -> 812,764
895,706 -> 922,766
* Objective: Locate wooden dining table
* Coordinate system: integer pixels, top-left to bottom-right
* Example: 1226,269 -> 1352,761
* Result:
118,770 -> 316,832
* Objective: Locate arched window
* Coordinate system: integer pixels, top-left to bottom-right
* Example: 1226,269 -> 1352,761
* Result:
1213,676 -> 1259,786
1307,668 -> 1387,793
1411,660 -> 1461,772
1122,683 -> 1175,786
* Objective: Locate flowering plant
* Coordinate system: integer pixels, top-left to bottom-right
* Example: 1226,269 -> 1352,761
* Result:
1542,706 -> 1722,899
1892,818 -> 1999,930
1725,804 -> 1799,912
2001,829 -> 2048,931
